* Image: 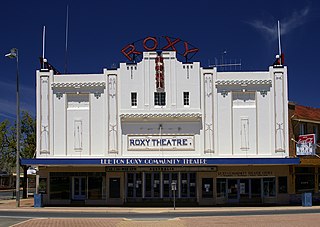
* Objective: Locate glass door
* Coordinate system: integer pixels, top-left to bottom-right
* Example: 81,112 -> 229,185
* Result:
239,179 -> 250,201
72,176 -> 86,200
162,173 -> 178,198
144,173 -> 161,198
227,179 -> 239,202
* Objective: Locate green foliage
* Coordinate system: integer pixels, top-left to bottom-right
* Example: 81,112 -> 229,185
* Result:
20,111 -> 36,159
0,111 -> 36,173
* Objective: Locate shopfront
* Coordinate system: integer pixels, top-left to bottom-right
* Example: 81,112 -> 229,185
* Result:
22,158 -> 299,206
214,166 -> 290,205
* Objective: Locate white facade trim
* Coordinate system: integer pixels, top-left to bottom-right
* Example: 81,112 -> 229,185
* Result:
51,82 -> 106,88
215,79 -> 272,86
120,112 -> 202,119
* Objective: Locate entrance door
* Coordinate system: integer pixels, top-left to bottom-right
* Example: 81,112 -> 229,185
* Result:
72,177 -> 86,200
226,179 -> 262,204
239,179 -> 250,202
162,173 -> 178,198
227,179 -> 238,202
109,178 -> 120,198
145,173 -> 161,198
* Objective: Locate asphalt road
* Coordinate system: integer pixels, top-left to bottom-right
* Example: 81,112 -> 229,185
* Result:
0,217 -> 28,227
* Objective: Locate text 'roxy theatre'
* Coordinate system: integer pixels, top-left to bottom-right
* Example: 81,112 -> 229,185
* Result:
22,36 -> 299,206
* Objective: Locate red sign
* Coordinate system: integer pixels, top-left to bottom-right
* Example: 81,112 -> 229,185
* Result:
155,54 -> 164,90
121,36 -> 199,62
296,134 -> 316,155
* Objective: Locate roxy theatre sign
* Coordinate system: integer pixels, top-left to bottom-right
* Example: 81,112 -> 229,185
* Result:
128,135 -> 194,151
121,36 -> 199,62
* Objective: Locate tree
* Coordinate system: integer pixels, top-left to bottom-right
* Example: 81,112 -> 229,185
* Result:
20,111 -> 36,198
20,111 -> 36,160
0,120 -> 15,174
0,111 -> 36,197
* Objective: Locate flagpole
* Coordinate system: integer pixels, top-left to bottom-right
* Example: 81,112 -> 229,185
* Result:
64,5 -> 69,73
42,26 -> 46,69
277,20 -> 282,65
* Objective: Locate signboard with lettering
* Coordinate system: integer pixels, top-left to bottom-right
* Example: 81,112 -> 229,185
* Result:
128,135 -> 194,151
105,166 -> 217,172
121,36 -> 199,62
101,158 -> 207,165
21,157 -> 300,166
217,171 -> 273,177
296,134 -> 316,156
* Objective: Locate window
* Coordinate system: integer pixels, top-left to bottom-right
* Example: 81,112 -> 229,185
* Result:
88,176 -> 104,199
183,92 -> 190,106
296,175 -> 314,193
50,176 -> 70,200
314,125 -> 319,143
217,178 -> 226,197
127,173 -> 142,198
131,92 -> 137,107
154,92 -> 166,106
263,178 -> 276,197
278,176 -> 288,193
299,123 -> 306,135
202,178 -> 213,198
295,167 -> 315,193
181,172 -> 196,198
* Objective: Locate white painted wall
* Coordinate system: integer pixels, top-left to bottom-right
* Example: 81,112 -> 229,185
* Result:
36,52 -> 289,159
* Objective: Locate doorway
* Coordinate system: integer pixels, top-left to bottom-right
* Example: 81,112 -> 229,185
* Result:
109,178 -> 120,198
226,178 -> 262,203
72,176 -> 86,200
227,179 -> 238,202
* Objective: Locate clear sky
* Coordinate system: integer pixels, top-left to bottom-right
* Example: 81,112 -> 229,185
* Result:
0,0 -> 319,121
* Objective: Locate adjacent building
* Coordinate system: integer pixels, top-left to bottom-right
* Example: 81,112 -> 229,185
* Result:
288,103 -> 320,204
22,50 -> 299,206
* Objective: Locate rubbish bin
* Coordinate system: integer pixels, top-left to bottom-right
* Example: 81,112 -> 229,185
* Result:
302,192 -> 312,207
34,194 -> 42,208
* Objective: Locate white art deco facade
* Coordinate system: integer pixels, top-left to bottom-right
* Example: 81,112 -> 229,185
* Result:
23,51 -> 299,206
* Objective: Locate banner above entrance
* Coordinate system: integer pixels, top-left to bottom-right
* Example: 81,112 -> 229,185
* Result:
21,157 -> 300,166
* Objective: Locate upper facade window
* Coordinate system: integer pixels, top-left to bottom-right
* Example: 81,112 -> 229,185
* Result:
183,92 -> 190,106
154,92 -> 166,106
131,92 -> 137,107
299,123 -> 306,135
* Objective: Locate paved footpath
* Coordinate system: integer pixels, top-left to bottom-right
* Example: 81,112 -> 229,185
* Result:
1,199 -> 320,227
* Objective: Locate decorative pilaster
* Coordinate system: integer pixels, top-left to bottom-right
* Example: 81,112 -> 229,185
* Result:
40,76 -> 50,154
204,74 -> 214,153
274,72 -> 285,152
108,75 -> 118,153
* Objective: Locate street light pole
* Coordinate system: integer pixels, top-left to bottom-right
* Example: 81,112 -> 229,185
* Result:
5,48 -> 20,207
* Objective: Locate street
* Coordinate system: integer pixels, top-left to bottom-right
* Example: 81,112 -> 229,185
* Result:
1,203 -> 320,227
1,213 -> 320,227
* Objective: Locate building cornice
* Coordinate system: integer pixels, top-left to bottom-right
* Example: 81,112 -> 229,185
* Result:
215,79 -> 272,86
120,112 -> 202,120
51,82 -> 106,88
291,118 -> 320,124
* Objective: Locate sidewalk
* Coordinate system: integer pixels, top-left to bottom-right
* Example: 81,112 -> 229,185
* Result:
1,198 -> 319,214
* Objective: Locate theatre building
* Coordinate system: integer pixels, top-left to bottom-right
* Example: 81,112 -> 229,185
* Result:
22,45 -> 299,206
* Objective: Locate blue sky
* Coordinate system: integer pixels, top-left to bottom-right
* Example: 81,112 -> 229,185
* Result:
0,0 -> 319,121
